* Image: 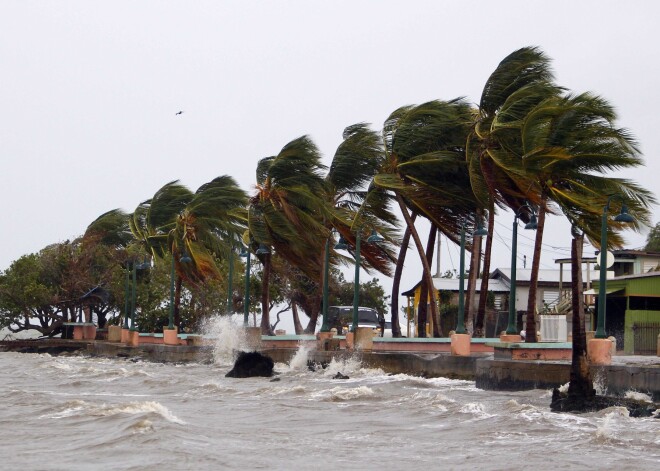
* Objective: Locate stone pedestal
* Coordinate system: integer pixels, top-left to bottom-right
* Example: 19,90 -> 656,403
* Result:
354,327 -> 374,351
450,333 -> 471,356
244,327 -> 262,350
587,338 -> 612,365
121,328 -> 131,343
108,325 -> 122,342
83,324 -> 97,340
345,332 -> 354,350
500,334 -> 522,343
128,330 -> 140,347
73,325 -> 84,340
163,327 -> 179,346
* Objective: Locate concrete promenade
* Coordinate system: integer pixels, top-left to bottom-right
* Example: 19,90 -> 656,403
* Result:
1,337 -> 659,401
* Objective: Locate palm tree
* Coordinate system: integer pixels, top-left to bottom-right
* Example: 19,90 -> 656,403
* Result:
374,99 -> 479,336
467,46 -> 560,337
249,136 -> 329,335
517,91 -> 654,341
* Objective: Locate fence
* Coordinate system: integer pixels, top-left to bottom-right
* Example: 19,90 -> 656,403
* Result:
631,323 -> 660,355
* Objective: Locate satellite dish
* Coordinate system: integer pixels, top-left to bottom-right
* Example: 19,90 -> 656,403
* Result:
605,250 -> 615,268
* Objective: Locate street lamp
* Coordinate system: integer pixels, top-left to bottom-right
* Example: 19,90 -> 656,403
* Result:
595,195 -> 635,339
239,246 -> 251,326
130,259 -> 150,332
167,248 -> 192,331
505,205 -> 538,335
455,219 -> 488,334
320,232 -> 333,333
334,229 -> 384,332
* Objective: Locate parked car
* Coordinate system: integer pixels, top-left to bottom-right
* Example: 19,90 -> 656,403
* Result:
326,306 -> 391,337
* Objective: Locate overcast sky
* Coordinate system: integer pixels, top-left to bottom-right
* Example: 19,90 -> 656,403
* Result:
1,1 -> 658,325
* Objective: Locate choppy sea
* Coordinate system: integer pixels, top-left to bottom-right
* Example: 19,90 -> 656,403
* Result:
0,318 -> 658,470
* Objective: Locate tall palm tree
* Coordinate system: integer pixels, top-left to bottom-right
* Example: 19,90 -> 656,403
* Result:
468,46 -> 561,337
249,136 -> 329,334
517,91 -> 654,341
374,99 -> 479,336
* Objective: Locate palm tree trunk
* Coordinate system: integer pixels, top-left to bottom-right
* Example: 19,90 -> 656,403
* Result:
465,222 -> 482,334
567,231 -> 595,402
291,302 -> 304,334
391,213 -> 416,337
396,196 -> 440,336
475,206 -> 495,337
525,196 -> 547,342
260,252 -> 273,335
424,224 -> 440,337
417,272 -> 429,338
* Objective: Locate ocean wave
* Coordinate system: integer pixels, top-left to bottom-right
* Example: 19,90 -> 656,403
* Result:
459,402 -> 494,419
311,385 -> 376,402
42,399 -> 184,424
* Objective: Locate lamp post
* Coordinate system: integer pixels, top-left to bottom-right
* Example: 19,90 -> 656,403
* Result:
320,234 -> 332,333
240,246 -> 251,326
595,195 -> 635,339
455,220 -> 488,334
335,229 -> 383,332
167,248 -> 192,331
227,247 -> 233,315
130,259 -> 150,332
123,262 -> 131,330
505,205 -> 538,335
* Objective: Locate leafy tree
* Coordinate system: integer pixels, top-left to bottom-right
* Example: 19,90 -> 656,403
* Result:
644,222 -> 660,252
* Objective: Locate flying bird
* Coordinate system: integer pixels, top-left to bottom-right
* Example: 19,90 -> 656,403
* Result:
176,111 -> 184,115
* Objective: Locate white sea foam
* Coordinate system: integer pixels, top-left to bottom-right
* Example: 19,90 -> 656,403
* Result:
44,399 -> 184,424
624,390 -> 653,403
310,385 -> 376,402
459,402 -> 493,418
202,315 -> 247,365
288,344 -> 314,371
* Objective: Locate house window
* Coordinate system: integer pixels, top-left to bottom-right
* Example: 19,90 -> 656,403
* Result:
628,296 -> 660,310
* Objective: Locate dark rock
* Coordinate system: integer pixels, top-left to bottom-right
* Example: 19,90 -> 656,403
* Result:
332,372 -> 349,380
226,351 -> 274,378
270,377 -> 281,382
551,388 -> 658,417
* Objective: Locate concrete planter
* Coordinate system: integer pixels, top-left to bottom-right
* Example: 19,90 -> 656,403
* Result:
121,328 -> 131,343
163,327 -> 179,346
451,333 -> 471,356
244,327 -> 262,350
587,338 -> 612,365
83,325 -> 97,340
107,325 -> 122,342
128,330 -> 140,347
354,327 -> 374,351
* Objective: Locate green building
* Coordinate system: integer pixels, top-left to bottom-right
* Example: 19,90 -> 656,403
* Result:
593,271 -> 660,354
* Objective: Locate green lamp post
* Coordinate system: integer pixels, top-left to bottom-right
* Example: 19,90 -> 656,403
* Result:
168,249 -> 192,331
240,246 -> 251,326
123,262 -> 131,330
595,195 -> 635,339
227,246 -> 234,314
320,234 -> 332,333
456,220 -> 488,334
335,229 -> 383,333
130,259 -> 150,332
505,205 -> 538,335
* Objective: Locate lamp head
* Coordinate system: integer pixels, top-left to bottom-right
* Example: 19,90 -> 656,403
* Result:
366,230 -> 384,243
179,254 -> 192,264
613,204 -> 635,223
334,236 -> 349,251
239,247 -> 249,258
524,213 -> 538,230
255,243 -> 271,255
473,221 -> 489,237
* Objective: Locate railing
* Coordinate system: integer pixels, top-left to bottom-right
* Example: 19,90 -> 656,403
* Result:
631,323 -> 660,355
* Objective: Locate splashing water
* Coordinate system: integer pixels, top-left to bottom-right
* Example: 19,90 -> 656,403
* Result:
201,316 -> 248,366
288,343 -> 314,371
